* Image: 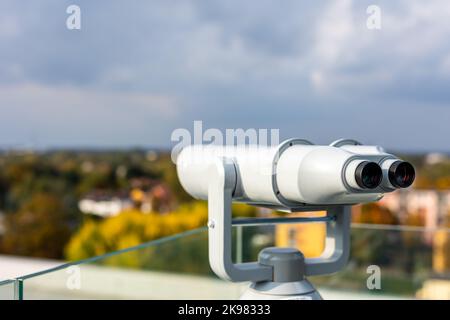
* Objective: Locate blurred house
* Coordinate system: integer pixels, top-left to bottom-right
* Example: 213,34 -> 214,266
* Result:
425,153 -> 448,165
378,188 -> 450,285
379,190 -> 450,229
129,178 -> 174,213
78,178 -> 174,218
78,190 -> 132,218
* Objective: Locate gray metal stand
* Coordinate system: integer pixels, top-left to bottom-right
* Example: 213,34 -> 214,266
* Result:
207,157 -> 352,299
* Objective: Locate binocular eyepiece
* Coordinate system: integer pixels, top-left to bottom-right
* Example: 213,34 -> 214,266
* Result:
388,161 -> 415,188
355,160 -> 415,190
355,161 -> 382,189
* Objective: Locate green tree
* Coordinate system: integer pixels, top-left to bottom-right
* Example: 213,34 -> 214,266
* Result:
1,193 -> 71,259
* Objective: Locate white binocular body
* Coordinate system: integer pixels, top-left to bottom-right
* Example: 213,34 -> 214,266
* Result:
176,139 -> 415,210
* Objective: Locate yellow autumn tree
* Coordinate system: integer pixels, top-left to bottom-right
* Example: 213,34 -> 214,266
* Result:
65,201 -> 258,271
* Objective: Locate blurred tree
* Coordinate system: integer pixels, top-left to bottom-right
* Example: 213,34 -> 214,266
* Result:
65,202 -> 208,263
413,161 -> 450,190
65,201 -> 258,272
402,210 -> 428,274
352,203 -> 399,225
351,203 -> 401,267
433,211 -> 450,273
1,149 -> 445,270
1,193 -> 71,259
152,153 -> 192,203
0,170 -> 7,209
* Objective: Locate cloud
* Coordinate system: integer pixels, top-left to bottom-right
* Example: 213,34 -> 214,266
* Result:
0,83 -> 178,148
0,0 -> 449,151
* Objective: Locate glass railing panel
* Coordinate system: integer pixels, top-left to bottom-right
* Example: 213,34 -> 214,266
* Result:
0,280 -> 17,300
233,223 -> 449,300
309,225 -> 450,300
19,227 -> 245,300
16,223 -> 450,300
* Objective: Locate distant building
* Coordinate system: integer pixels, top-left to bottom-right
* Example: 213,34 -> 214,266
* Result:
379,190 -> 450,229
377,189 -> 450,297
78,179 -> 174,218
425,153 -> 448,165
129,178 -> 174,213
78,191 -> 133,218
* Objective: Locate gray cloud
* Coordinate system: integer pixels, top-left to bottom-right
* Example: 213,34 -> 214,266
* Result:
0,0 -> 449,151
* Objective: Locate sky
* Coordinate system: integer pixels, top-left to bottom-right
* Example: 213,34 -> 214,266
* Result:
0,0 -> 450,152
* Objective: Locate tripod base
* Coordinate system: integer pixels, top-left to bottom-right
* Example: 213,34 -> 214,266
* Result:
240,279 -> 322,300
